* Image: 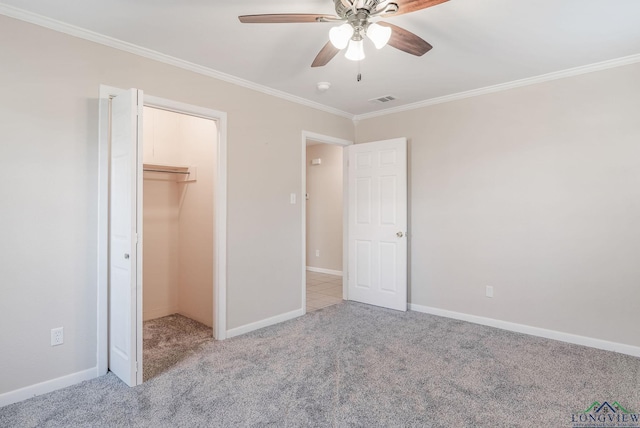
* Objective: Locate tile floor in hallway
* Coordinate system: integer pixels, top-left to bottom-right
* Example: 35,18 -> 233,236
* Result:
306,270 -> 343,312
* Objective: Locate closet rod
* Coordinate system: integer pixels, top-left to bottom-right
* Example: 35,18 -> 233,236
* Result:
143,168 -> 190,175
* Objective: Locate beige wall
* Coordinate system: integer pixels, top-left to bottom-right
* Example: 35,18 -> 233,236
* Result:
142,107 -> 216,327
142,106 -> 182,321
0,15 -> 353,395
2,9 -> 638,400
356,62 -> 640,347
306,143 -> 343,272
177,112 -> 216,327
142,178 -> 180,320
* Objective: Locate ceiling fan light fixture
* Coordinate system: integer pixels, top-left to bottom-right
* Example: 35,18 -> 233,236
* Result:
345,38 -> 365,61
329,23 -> 354,49
366,22 -> 392,49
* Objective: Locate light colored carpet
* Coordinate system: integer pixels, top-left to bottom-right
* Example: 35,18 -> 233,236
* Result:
143,314 -> 213,382
1,302 -> 639,427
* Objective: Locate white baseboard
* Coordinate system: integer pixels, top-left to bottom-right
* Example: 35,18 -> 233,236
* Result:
226,308 -> 304,338
143,306 -> 178,321
0,367 -> 96,408
409,304 -> 640,358
306,266 -> 343,276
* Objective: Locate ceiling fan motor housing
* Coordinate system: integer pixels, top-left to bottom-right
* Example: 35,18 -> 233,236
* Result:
334,1 -> 353,18
333,0 -> 399,19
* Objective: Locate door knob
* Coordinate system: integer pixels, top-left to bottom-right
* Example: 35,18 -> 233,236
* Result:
396,231 -> 404,238
124,253 -> 130,259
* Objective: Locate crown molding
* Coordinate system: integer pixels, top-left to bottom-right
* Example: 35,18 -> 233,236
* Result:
0,3 -> 354,120
353,53 -> 640,121
3,3 -> 640,123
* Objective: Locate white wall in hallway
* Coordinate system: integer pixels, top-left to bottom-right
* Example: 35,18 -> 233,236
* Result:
306,143 -> 343,273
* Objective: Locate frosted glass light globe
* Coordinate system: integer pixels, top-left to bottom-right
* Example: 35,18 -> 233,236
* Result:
329,24 -> 354,49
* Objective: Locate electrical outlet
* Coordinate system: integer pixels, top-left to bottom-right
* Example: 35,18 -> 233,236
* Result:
486,286 -> 494,298
51,327 -> 64,346
315,250 -> 320,257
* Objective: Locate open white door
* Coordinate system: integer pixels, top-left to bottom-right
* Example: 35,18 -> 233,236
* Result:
109,88 -> 143,386
347,138 -> 407,311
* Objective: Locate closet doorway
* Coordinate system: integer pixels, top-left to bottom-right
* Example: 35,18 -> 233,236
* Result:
141,106 -> 216,381
97,86 -> 228,387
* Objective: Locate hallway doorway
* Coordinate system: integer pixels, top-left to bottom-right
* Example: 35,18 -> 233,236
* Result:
301,131 -> 352,313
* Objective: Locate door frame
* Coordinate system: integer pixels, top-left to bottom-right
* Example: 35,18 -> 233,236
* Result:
301,131 -> 353,313
97,85 -> 228,378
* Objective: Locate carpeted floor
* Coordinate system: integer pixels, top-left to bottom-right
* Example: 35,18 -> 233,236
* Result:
1,302 -> 639,427
143,314 -> 213,382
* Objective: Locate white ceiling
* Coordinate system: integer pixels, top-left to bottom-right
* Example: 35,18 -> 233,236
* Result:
3,0 -> 640,117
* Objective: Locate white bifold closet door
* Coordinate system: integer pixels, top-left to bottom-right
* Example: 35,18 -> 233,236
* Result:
347,138 -> 408,311
109,88 -> 143,386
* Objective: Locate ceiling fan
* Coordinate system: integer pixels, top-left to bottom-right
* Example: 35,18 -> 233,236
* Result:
239,0 -> 448,67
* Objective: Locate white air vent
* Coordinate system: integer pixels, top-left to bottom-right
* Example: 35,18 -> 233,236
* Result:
370,95 -> 397,103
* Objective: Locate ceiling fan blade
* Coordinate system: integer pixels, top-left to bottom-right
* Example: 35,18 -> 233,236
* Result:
384,0 -> 449,17
311,41 -> 341,67
379,22 -> 433,56
239,14 -> 336,23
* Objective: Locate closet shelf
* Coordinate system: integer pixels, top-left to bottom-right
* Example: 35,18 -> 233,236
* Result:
143,163 -> 197,182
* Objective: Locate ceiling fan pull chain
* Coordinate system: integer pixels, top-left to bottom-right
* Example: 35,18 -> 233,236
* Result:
357,61 -> 362,82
